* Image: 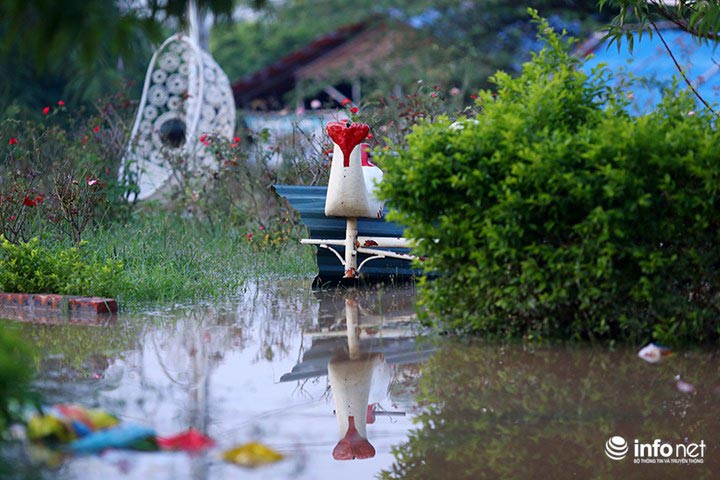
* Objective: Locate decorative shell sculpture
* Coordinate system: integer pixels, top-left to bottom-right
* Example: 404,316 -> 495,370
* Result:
122,33 -> 235,200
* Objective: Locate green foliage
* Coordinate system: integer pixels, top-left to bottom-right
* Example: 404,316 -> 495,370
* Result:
377,13 -> 720,343
600,0 -> 720,48
0,324 -> 34,435
0,237 -> 122,297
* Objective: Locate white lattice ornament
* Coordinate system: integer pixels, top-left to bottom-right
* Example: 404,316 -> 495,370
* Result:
122,34 -> 235,200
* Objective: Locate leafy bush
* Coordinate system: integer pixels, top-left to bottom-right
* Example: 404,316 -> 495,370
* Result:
0,236 -> 122,297
377,13 -> 720,343
0,325 -> 34,435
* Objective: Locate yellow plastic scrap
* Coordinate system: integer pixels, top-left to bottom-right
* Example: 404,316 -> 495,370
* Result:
222,442 -> 284,468
26,415 -> 74,443
85,409 -> 119,430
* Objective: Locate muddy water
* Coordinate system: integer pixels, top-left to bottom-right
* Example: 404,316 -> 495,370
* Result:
2,279 -> 720,479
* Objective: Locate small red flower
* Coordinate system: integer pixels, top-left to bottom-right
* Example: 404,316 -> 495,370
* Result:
23,195 -> 37,207
8,215 -> 16,222
34,195 -> 44,205
93,126 -> 100,133
199,134 -> 208,143
340,98 -> 351,106
81,135 -> 88,144
367,133 -> 374,140
233,136 -> 240,143
57,100 -> 65,106
247,233 -> 253,240
8,137 -> 18,145
469,94 -> 478,100
350,106 -> 359,114
42,106 -> 50,115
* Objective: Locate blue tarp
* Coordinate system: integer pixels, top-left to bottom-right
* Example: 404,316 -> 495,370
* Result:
581,28 -> 720,113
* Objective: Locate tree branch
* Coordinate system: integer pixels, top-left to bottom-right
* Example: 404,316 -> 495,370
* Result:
650,20 -> 716,114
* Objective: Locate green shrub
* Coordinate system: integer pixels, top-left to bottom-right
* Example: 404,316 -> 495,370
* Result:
377,13 -> 720,343
0,236 -> 122,297
0,325 -> 34,435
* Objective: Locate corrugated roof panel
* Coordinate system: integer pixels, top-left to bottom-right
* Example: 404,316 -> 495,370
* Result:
274,185 -> 421,284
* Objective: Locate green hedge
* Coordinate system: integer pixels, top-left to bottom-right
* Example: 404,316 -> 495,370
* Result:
0,325 -> 34,435
0,237 -> 121,297
378,15 -> 720,343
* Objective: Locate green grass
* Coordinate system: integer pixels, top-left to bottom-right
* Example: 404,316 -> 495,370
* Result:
84,213 -> 316,307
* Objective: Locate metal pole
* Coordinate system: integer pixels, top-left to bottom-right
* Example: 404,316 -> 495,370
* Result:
344,217 -> 358,278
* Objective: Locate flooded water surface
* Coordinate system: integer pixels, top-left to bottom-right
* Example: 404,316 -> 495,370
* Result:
2,279 -> 719,479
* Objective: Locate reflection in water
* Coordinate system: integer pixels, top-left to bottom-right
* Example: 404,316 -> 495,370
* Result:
3,280 -> 429,480
10,281 -> 714,479
281,286 -> 434,464
381,342 -> 720,480
328,298 -> 393,460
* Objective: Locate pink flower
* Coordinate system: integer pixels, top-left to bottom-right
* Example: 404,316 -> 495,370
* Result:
57,100 -> 65,106
87,177 -> 99,186
8,137 -> 18,145
199,134 -> 207,142
42,106 -> 50,115
340,98 -> 351,106
350,106 -> 359,114
259,225 -> 264,231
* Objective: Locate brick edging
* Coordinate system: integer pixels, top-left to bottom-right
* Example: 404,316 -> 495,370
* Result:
0,293 -> 118,323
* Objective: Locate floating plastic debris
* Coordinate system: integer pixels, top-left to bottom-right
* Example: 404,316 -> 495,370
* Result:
69,424 -> 157,454
675,375 -> 696,394
25,404 -> 119,443
157,428 -> 215,452
222,442 -> 284,468
637,343 -> 672,364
